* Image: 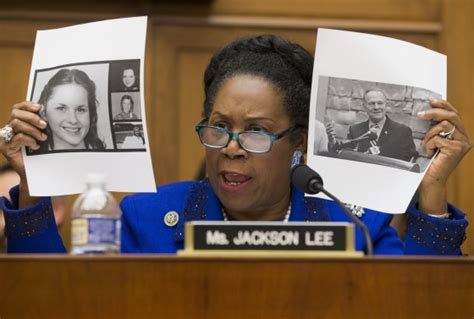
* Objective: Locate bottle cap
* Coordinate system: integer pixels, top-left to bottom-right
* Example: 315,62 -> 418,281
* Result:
85,173 -> 107,186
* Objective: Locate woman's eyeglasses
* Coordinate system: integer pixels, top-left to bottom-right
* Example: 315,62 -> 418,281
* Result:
195,119 -> 294,154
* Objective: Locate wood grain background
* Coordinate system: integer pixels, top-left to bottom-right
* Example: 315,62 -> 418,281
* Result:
0,255 -> 473,318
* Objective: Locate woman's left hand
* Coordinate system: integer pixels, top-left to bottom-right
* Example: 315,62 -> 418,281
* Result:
416,99 -> 471,214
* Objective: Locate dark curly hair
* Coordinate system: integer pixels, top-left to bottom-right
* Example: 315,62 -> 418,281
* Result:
203,35 -> 313,138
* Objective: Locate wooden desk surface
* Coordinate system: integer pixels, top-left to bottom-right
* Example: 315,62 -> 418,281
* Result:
0,255 -> 473,318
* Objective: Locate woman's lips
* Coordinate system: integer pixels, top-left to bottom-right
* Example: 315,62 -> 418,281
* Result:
219,172 -> 252,193
63,127 -> 82,135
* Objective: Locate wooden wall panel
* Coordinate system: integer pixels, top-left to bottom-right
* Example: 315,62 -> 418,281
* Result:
176,50 -> 207,180
0,0 -> 442,22
206,0 -> 442,21
439,0 -> 474,254
0,47 -> 32,118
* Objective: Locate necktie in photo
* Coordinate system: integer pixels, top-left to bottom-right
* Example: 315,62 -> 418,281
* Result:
369,124 -> 381,138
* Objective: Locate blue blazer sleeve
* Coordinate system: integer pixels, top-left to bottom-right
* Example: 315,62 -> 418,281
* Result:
350,202 -> 468,256
403,203 -> 468,255
2,185 -> 66,253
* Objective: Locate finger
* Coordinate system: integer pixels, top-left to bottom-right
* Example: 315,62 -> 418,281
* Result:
12,101 -> 43,113
417,108 -> 467,137
423,120 -> 464,145
424,135 -> 443,158
10,108 -> 47,130
7,133 -> 41,151
424,135 -> 468,158
429,98 -> 458,113
9,117 -> 47,142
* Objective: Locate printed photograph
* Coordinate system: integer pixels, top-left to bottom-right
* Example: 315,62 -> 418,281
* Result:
313,76 -> 441,173
110,92 -> 142,121
113,122 -> 146,150
27,63 -> 114,155
109,60 -> 140,92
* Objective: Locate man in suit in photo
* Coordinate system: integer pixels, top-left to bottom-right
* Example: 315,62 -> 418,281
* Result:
328,88 -> 417,162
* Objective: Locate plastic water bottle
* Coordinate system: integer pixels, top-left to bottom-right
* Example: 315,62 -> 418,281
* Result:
71,173 -> 122,254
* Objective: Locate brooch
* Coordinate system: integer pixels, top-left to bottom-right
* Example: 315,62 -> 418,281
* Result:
344,204 -> 365,218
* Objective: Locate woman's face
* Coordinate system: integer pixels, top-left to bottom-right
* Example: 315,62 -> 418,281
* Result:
44,83 -> 90,150
206,74 -> 304,220
122,98 -> 132,113
122,69 -> 136,88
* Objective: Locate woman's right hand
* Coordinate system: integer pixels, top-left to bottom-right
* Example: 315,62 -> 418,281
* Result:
0,102 -> 48,179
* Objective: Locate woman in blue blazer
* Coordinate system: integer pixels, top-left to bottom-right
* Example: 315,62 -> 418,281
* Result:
0,35 -> 470,255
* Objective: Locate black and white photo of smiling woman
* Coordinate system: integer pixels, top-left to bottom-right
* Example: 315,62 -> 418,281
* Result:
29,68 -> 106,154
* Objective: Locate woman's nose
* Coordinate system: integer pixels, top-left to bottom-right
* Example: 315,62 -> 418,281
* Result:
66,110 -> 79,123
221,137 -> 248,159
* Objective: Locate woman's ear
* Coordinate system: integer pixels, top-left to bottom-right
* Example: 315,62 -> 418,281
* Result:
294,129 -> 308,153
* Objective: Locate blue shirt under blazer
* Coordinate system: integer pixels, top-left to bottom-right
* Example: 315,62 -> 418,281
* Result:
2,179 -> 468,255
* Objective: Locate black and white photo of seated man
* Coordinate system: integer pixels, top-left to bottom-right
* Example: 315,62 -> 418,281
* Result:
113,122 -> 146,150
121,125 -> 145,149
327,88 -> 417,162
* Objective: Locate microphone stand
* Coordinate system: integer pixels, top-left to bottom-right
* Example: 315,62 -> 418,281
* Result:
317,185 -> 374,256
292,164 -> 374,256
340,131 -> 378,147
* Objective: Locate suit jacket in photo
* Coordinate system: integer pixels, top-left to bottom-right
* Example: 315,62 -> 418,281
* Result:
347,116 -> 417,162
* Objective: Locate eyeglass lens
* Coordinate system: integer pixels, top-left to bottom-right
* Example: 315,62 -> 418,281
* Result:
201,127 -> 228,147
239,132 -> 271,151
199,127 -> 271,152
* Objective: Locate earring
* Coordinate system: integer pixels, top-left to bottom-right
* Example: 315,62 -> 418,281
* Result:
291,150 -> 304,168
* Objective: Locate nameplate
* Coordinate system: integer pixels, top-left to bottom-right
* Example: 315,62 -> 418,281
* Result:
181,221 -> 362,257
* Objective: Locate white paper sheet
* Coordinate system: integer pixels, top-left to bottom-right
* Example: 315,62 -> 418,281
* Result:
24,16 -> 156,195
307,29 -> 446,214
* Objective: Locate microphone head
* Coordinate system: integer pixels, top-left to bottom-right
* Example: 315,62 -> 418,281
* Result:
368,131 -> 378,140
291,164 -> 324,195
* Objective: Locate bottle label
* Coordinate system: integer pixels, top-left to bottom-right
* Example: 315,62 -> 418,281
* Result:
72,217 -> 121,245
72,219 -> 89,245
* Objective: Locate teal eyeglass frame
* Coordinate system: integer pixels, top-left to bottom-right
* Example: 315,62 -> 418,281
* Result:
195,119 -> 294,153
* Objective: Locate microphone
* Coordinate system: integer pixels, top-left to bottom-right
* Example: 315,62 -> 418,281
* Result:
291,164 -> 324,195
291,164 -> 374,255
341,130 -> 377,147
368,131 -> 378,141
